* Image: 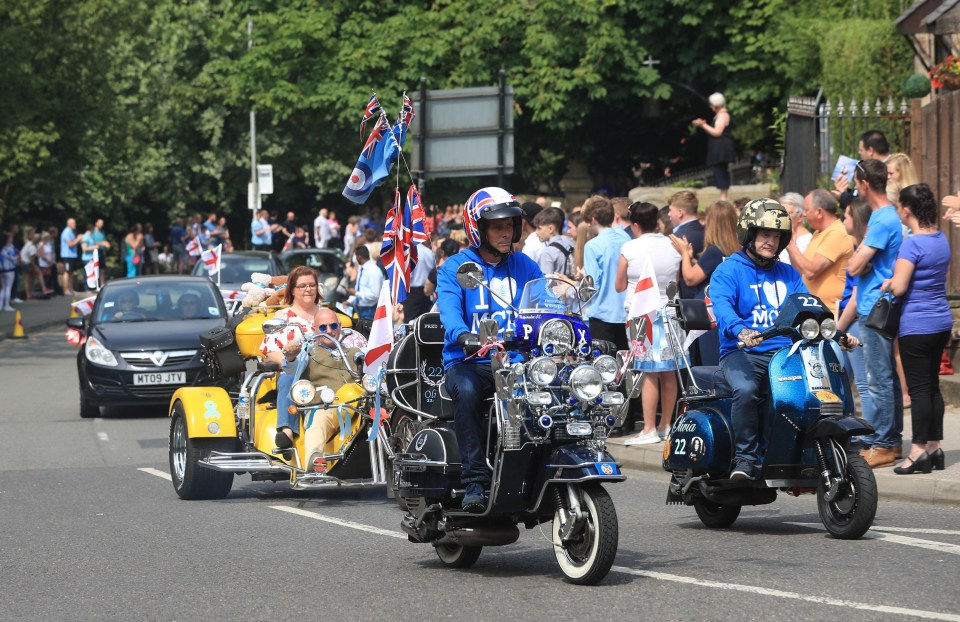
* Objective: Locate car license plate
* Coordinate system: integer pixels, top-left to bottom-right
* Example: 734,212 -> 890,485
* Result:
133,371 -> 186,386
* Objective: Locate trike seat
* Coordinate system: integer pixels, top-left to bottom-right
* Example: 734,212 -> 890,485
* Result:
690,366 -> 732,397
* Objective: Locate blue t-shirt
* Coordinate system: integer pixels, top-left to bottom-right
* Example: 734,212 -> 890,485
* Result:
170,225 -> 186,247
583,227 -> 630,323
897,231 -> 952,337
81,232 -> 95,261
251,218 -> 271,246
839,271 -> 857,318
203,221 -> 221,247
857,204 -> 902,313
60,228 -> 78,259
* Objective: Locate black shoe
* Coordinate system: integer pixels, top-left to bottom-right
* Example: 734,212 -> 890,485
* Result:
275,429 -> 294,449
893,452 -> 932,475
461,483 -> 486,513
930,448 -> 945,471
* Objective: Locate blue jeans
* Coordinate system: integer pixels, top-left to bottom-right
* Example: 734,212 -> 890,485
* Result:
720,349 -> 774,478
275,370 -> 298,433
857,316 -> 903,449
357,306 -> 376,321
445,363 -> 495,487
842,321 -> 872,442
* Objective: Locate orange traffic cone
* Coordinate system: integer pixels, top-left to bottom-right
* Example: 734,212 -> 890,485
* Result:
70,305 -> 79,319
12,310 -> 27,339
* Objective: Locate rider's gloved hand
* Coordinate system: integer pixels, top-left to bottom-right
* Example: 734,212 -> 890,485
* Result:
457,332 -> 483,356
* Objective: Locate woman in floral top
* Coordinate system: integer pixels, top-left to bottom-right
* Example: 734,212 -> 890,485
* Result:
260,266 -> 322,363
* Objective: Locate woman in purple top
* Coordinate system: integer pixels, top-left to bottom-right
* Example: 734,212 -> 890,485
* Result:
882,184 -> 952,474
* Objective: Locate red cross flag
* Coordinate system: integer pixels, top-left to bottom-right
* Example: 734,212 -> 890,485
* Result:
627,255 -> 660,355
186,236 -> 203,257
84,250 -> 100,290
72,295 -> 97,317
363,281 -> 393,376
200,244 -> 221,277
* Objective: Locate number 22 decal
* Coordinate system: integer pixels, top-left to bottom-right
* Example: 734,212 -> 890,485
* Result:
673,438 -> 686,455
798,295 -> 821,308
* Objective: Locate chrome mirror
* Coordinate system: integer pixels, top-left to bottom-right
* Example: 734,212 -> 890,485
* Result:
262,319 -> 286,335
666,281 -> 679,301
456,262 -> 483,289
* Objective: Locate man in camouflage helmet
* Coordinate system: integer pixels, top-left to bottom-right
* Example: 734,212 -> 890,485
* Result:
708,198 -> 809,480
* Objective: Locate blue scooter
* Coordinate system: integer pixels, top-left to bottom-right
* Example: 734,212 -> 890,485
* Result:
661,287 -> 878,539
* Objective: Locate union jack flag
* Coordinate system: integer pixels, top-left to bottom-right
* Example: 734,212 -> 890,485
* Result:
361,113 -> 391,159
380,185 -> 429,306
359,93 -> 382,140
399,91 -> 414,127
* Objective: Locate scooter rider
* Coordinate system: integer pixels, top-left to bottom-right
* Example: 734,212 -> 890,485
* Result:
436,187 -> 544,512
709,199 -> 808,480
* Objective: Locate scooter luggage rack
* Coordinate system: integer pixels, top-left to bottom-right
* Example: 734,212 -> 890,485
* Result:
661,294 -> 714,400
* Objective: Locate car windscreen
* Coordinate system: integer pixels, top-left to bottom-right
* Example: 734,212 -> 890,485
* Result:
283,252 -> 342,274
196,255 -> 279,283
94,283 -> 226,323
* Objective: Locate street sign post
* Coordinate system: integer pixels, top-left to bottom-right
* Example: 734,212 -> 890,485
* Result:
257,164 -> 273,195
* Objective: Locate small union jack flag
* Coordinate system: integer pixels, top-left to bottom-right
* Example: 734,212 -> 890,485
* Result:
361,113 -> 390,159
359,93 -> 382,140
380,185 -> 429,306
398,91 -> 415,127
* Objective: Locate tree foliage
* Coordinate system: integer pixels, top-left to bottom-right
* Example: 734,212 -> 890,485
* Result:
0,0 -> 914,244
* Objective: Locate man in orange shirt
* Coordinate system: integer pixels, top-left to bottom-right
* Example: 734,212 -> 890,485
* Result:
783,189 -> 854,316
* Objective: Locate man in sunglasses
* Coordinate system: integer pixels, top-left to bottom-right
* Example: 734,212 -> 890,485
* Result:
276,306 -> 362,453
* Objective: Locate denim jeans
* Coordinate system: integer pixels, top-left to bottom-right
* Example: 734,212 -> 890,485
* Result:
445,362 -> 495,487
275,370 -> 298,432
357,306 -> 376,321
720,349 -> 774,478
842,321 -> 872,442
857,316 -> 903,449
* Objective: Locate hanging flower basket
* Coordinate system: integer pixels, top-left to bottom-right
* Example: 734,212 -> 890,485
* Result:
930,56 -> 960,91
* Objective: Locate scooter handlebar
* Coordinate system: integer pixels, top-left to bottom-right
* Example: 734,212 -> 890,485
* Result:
736,326 -> 784,350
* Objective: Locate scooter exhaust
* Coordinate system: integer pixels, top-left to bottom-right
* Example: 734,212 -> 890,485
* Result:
434,524 -> 520,547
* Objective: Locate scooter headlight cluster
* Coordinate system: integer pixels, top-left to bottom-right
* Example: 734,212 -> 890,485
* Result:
569,364 -> 603,401
820,318 -> 837,340
529,357 -> 558,386
800,318 -> 820,340
593,355 -> 618,384
290,380 -> 316,406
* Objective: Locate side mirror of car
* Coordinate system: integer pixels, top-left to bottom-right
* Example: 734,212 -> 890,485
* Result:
456,262 -> 483,290
262,319 -> 286,335
66,317 -> 85,330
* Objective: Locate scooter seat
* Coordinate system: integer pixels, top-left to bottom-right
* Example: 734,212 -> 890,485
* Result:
691,366 -> 732,397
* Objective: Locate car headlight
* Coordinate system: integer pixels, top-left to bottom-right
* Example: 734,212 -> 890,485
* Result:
540,319 -> 574,350
529,357 -> 557,386
84,337 -> 118,367
569,364 -> 602,401
593,355 -> 618,384
820,318 -> 837,340
800,318 -> 820,340
291,380 -> 316,406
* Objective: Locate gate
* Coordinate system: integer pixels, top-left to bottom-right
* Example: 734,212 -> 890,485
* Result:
920,89 -> 960,296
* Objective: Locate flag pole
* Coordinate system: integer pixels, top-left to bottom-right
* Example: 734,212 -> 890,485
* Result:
216,245 -> 222,287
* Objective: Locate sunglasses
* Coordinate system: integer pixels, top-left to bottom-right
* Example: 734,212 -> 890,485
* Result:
315,322 -> 339,333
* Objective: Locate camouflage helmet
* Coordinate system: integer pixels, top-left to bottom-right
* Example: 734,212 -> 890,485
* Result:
736,198 -> 792,255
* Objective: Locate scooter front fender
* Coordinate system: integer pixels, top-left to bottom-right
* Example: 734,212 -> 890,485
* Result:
805,415 -> 874,446
529,443 -> 625,512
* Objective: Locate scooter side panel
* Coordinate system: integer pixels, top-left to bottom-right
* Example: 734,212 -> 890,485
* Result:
765,349 -> 812,467
396,427 -> 461,499
663,404 -> 733,474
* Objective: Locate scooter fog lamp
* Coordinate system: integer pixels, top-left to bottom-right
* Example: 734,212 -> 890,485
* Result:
526,391 -> 552,406
291,380 -> 316,406
566,421 -> 593,436
820,318 -> 837,340
569,365 -> 603,401
529,357 -> 558,385
593,355 -> 618,384
361,373 -> 380,393
319,387 -> 337,405
800,318 -> 820,340
538,414 -> 554,429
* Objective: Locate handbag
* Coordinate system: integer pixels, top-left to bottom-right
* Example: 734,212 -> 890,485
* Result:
865,292 -> 901,339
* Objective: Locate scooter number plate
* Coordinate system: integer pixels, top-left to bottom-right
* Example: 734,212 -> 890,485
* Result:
133,371 -> 186,386
594,462 -> 618,476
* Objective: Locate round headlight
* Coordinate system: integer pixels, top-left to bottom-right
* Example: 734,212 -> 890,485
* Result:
291,380 -> 316,406
800,318 -> 820,340
319,386 -> 337,404
540,319 -> 574,350
820,318 -> 837,340
569,365 -> 603,402
529,357 -> 558,386
361,373 -> 379,393
593,355 -> 618,384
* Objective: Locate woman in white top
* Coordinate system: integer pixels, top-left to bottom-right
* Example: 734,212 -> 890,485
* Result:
615,202 -> 685,446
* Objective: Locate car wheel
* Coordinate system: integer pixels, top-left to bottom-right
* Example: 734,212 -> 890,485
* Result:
168,401 -> 234,500
80,394 -> 99,419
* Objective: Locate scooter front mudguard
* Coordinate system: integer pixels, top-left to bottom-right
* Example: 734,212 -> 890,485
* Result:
662,404 -> 734,475
806,415 -> 874,445
169,387 -> 237,439
529,442 -> 625,512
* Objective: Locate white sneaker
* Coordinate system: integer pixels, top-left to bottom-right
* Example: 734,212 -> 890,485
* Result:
2,306 -> 13,312
11,298 -> 24,304
624,430 -> 662,446
730,470 -> 751,481
658,427 -> 670,441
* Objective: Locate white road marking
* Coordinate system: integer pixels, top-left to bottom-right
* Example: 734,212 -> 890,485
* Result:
268,505 -> 406,539
138,467 -> 172,481
97,432 -> 109,442
786,522 -> 960,556
611,565 -> 960,621
870,525 -> 960,536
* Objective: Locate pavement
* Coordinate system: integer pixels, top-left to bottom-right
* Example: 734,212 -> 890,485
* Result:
4,294 -> 960,505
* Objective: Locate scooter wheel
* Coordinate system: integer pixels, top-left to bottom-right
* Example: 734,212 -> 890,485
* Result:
552,483 -> 618,585
434,543 -> 482,568
693,500 -> 741,528
817,453 -> 877,540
